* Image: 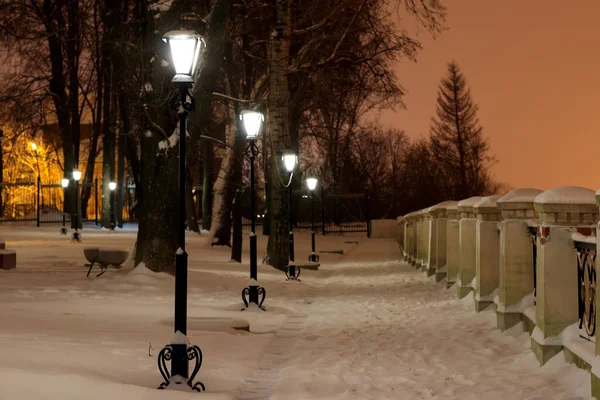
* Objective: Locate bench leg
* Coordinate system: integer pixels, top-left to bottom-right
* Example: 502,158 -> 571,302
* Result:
96,264 -> 108,277
86,257 -> 97,278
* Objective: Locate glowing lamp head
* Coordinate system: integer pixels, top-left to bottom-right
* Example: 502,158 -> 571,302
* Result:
282,154 -> 298,173
72,169 -> 82,181
30,142 -> 37,151
306,178 -> 318,191
109,182 -> 117,191
240,110 -> 264,140
162,29 -> 205,83
61,178 -> 69,188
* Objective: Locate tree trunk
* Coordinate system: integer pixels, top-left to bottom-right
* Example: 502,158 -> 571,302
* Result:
187,0 -> 232,232
231,188 -> 243,262
265,0 -> 292,271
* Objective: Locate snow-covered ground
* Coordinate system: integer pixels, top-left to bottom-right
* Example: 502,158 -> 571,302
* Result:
0,225 -> 591,399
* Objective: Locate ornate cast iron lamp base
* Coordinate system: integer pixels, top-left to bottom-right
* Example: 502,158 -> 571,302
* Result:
71,231 -> 81,242
286,264 -> 301,281
157,344 -> 205,392
241,285 -> 266,311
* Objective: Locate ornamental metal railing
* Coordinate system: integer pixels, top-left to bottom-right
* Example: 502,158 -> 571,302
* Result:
574,239 -> 596,342
528,226 -> 538,303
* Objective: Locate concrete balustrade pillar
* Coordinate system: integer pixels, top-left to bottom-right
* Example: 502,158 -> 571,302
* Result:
531,186 -> 598,365
446,203 -> 461,288
417,210 -> 428,270
473,195 -> 503,312
495,188 -> 542,331
430,201 -> 458,282
403,212 -> 413,264
424,206 -> 437,276
410,213 -> 417,265
457,196 -> 483,299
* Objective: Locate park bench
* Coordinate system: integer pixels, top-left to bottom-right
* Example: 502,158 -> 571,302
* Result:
0,240 -> 17,270
84,247 -> 129,277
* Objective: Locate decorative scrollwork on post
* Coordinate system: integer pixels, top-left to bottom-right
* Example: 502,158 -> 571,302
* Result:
187,345 -> 205,392
576,243 -> 596,341
157,345 -> 173,389
241,287 -> 250,308
258,286 -> 266,308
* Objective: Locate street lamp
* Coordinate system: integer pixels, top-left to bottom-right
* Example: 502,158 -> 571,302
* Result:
157,28 -> 205,392
240,110 -> 266,310
31,142 -> 41,227
60,178 -> 69,235
72,169 -> 82,241
109,182 -> 117,230
306,178 -> 320,263
282,153 -> 299,280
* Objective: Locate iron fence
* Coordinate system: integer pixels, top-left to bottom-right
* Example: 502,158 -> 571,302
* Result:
0,180 -> 136,225
528,226 -> 538,303
575,239 -> 596,342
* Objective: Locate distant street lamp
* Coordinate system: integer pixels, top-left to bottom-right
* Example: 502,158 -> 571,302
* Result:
306,178 -> 320,263
60,178 -> 69,235
72,169 -> 82,241
31,142 -> 41,227
282,153 -> 299,280
157,28 -> 206,392
240,110 -> 266,310
109,182 -> 117,230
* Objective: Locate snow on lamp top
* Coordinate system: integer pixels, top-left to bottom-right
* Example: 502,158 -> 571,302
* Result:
282,154 -> 297,173
109,182 -> 117,191
162,29 -> 204,82
240,110 -> 264,140
306,178 -> 318,191
72,169 -> 82,181
61,178 -> 69,188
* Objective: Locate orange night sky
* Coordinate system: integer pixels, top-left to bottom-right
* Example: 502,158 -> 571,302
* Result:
379,0 -> 600,191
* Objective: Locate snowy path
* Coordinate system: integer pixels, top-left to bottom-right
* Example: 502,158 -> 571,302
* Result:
0,227 -> 592,399
272,239 -> 591,400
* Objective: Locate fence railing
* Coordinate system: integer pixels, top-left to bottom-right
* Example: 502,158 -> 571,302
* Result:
0,180 -> 136,226
574,238 -> 597,342
528,226 -> 538,303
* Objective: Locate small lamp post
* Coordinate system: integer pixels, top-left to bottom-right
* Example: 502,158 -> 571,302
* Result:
60,178 -> 69,235
306,178 -> 319,263
282,153 -> 298,280
31,143 -> 41,227
157,28 -> 206,392
240,110 -> 267,310
109,182 -> 117,230
72,169 -> 82,241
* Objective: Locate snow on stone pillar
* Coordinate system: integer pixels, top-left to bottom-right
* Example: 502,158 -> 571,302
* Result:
431,201 -> 458,282
445,203 -> 461,288
495,188 -> 541,331
531,186 -> 598,366
473,195 -> 503,312
424,206 -> 437,276
457,196 -> 483,299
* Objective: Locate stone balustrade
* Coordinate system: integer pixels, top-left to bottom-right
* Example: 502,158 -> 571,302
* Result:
400,185 -> 600,398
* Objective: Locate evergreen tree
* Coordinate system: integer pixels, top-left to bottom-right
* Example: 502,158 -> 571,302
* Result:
430,61 -> 495,199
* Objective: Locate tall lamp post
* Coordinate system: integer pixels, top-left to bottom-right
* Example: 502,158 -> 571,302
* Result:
306,178 -> 320,264
282,153 -> 298,280
108,181 -> 116,230
157,28 -> 205,392
72,169 -> 82,241
31,143 -> 41,227
240,110 -> 266,310
60,178 -> 69,235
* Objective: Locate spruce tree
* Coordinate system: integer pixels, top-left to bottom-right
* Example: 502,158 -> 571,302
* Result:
429,61 -> 494,199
